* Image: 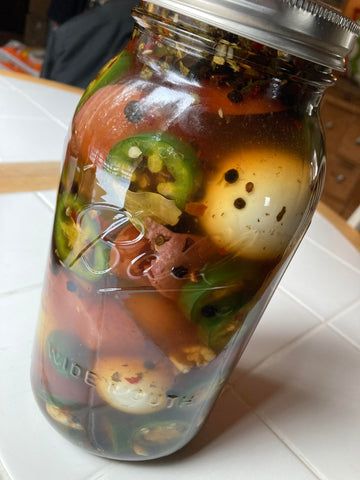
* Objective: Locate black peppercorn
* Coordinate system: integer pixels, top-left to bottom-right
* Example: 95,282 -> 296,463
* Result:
201,305 -> 218,318
227,90 -> 244,104
234,198 -> 247,209
171,266 -> 189,279
124,101 -> 143,123
225,169 -> 239,184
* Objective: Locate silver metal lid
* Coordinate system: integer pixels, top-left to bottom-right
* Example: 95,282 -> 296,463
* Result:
142,0 -> 360,71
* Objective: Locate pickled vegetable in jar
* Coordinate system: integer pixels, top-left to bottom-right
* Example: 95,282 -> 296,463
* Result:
31,0 -> 360,461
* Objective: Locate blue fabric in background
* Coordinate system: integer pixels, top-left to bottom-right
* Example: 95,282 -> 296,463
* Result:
42,0 -> 138,88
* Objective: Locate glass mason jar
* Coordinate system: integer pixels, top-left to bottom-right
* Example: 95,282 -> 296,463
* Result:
31,0 -> 359,461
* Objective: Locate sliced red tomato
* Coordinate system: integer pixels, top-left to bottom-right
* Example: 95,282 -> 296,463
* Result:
42,268 -> 148,356
199,84 -> 285,116
71,82 -> 197,169
125,292 -> 217,372
71,84 -> 148,168
125,294 -> 197,354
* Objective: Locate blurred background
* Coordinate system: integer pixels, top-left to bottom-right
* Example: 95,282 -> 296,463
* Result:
0,0 -> 137,85
0,0 -> 359,227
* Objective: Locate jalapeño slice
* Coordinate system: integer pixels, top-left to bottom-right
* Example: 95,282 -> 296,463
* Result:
104,133 -> 202,209
54,193 -> 109,281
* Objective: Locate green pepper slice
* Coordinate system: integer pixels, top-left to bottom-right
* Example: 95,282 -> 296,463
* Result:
181,259 -> 262,352
77,50 -> 133,110
45,402 -> 84,432
104,133 -> 202,209
87,410 -> 132,457
132,420 -> 190,458
35,389 -> 87,442
46,331 -> 94,380
54,193 -> 109,281
36,387 -> 84,410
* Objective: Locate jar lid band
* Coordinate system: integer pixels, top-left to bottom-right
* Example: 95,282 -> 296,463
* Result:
142,0 -> 360,71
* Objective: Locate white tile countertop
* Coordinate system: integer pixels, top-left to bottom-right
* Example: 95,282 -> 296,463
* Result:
0,71 -> 359,480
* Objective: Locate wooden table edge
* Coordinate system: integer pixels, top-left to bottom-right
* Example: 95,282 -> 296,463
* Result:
0,70 -> 84,95
317,202 -> 360,251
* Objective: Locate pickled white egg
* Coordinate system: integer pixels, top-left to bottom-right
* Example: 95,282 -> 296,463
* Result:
201,147 -> 311,260
96,357 -> 174,415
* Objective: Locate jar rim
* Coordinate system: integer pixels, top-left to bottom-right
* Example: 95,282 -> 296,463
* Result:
141,0 -> 360,71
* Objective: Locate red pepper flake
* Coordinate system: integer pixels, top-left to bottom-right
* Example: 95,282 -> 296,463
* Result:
185,202 -> 208,217
182,237 -> 195,252
65,207 -> 77,223
252,42 -> 263,52
249,84 -> 262,99
125,374 -> 143,384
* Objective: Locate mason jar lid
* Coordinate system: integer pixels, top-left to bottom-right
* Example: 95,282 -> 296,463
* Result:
142,0 -> 360,71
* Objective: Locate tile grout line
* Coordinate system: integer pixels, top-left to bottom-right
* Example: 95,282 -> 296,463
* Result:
35,192 -> 56,213
0,283 -> 43,299
0,77 -> 68,130
325,297 -> 360,325
326,322 -> 360,353
80,469 -> 109,480
240,322 -> 327,376
0,114 -> 50,120
305,236 -> 360,275
278,285 -> 324,322
321,297 -> 360,352
279,285 -> 360,329
238,323 -> 322,375
230,388 -> 329,480
240,294 -> 360,377
0,461 -> 13,480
